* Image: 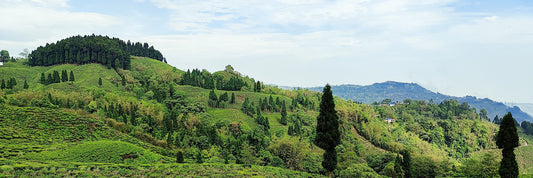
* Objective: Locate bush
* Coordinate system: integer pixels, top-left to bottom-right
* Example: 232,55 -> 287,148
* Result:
337,164 -> 381,178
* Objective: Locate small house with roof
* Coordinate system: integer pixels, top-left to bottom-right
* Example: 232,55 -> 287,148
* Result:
385,118 -> 396,124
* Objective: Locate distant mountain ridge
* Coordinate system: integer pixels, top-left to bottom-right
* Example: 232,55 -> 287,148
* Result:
306,81 -> 533,123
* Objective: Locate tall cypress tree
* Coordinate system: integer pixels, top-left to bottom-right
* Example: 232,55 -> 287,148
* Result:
230,92 -> 236,104
401,150 -> 413,178
61,70 -> 68,82
69,70 -> 75,81
497,112 -> 519,178
53,70 -> 60,83
314,84 -> 340,177
40,73 -> 46,84
280,101 -> 287,125
98,77 -> 103,86
23,80 -> 29,89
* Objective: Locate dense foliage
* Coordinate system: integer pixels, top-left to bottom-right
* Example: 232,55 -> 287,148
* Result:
180,68 -> 249,91
40,70 -> 74,85
3,49 -> 533,177
315,85 -> 340,176
28,35 -> 165,69
497,112 -> 519,178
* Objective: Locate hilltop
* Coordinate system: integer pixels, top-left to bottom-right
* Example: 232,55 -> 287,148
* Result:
306,81 -> 533,123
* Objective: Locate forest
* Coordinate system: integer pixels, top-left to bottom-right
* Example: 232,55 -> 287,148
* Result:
0,36 -> 532,177
28,35 -> 165,69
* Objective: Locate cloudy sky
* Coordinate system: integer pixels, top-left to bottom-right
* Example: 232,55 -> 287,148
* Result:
1,0 -> 532,103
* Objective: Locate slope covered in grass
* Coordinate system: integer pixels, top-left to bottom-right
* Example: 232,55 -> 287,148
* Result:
21,140 -> 164,164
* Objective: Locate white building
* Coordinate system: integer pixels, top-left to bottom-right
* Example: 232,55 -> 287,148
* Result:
0,62 -> 3,66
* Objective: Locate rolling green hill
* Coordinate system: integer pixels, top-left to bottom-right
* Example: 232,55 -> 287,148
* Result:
1,36 -> 532,177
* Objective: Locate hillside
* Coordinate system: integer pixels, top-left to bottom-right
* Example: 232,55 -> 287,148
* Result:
1,36 -> 532,177
307,81 -> 533,123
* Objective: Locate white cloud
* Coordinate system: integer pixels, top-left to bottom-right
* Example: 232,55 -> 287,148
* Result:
1,0 -> 532,102
0,0 -> 122,53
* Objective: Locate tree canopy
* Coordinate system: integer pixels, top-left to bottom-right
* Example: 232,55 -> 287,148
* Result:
315,84 -> 340,176
497,112 -> 519,178
28,35 -> 165,69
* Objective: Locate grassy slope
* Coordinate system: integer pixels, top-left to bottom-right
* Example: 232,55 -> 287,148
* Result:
0,61 -> 124,93
0,60 -> 325,177
6,58 -> 533,176
0,104 -> 170,161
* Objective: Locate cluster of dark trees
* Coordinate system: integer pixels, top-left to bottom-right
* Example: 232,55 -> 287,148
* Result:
28,35 -> 165,69
253,81 -> 262,92
241,98 -> 256,117
254,106 -> 270,136
180,69 -> 215,89
258,95 -> 286,113
103,102 -> 139,126
1,77 -> 17,89
290,92 -> 316,110
520,120 -> 533,135
287,114 -> 303,136
40,70 -> 75,85
241,96 -> 288,116
208,90 -> 235,108
180,69 -> 248,91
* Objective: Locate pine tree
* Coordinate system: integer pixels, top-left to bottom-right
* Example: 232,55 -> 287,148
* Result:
280,101 -> 287,125
47,73 -> 53,85
53,70 -> 60,83
394,154 -> 403,177
130,103 -> 137,126
493,115 -> 500,125
208,90 -> 218,107
98,77 -> 102,86
69,70 -> 75,81
230,93 -> 236,104
314,84 -> 340,177
40,73 -> 46,84
497,112 -> 519,178
0,79 -> 5,89
61,70 -> 68,82
401,150 -> 412,178
23,80 -> 29,89
177,151 -> 184,163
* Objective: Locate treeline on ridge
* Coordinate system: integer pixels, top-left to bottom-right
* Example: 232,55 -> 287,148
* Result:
28,35 -> 165,69
180,68 -> 249,91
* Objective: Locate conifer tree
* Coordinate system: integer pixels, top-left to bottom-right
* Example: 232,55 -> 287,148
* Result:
401,150 -> 412,178
177,151 -> 184,163
130,103 -> 137,126
40,73 -> 46,84
314,84 -> 340,177
23,80 -> 29,89
497,112 -> 519,178
280,101 -> 287,125
69,70 -> 75,81
53,70 -> 60,83
98,77 -> 103,86
230,93 -> 236,104
394,154 -> 403,177
47,73 -> 53,85
61,70 -> 68,82
0,79 -> 5,89
208,90 -> 218,107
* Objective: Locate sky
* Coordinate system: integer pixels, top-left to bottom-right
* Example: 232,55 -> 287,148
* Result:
1,0 -> 533,103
